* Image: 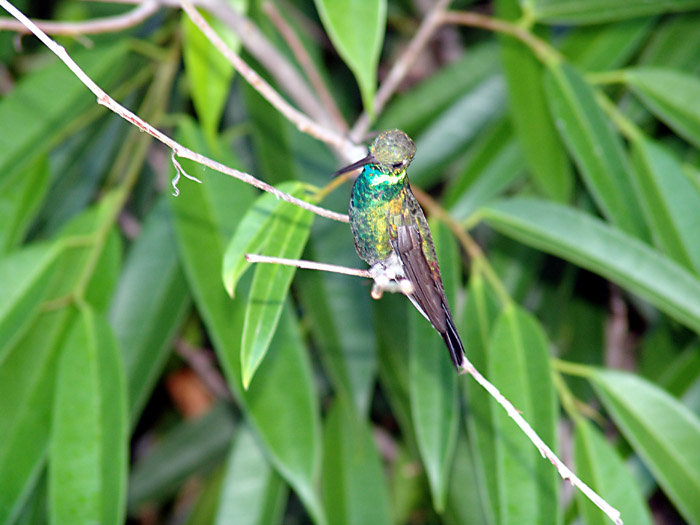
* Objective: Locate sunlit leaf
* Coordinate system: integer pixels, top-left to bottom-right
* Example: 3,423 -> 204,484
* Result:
482,198 -> 700,333
489,305 -> 559,524
49,306 -> 127,525
241,197 -> 313,388
322,397 -> 391,525
544,62 -> 647,238
573,418 -> 653,525
532,0 -> 700,24
313,0 -> 386,115
592,370 -> 700,524
626,67 -> 700,149
215,424 -> 287,525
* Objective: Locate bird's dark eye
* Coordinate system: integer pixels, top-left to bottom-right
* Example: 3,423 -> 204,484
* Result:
392,162 -> 403,169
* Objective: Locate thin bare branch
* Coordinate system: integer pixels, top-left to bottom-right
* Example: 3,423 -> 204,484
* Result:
441,10 -> 562,65
180,0 -> 361,162
0,0 -> 158,35
0,0 -> 349,223
205,0 -> 334,130
263,1 -> 348,133
459,357 -> 623,525
246,254 -> 371,279
350,0 -> 452,141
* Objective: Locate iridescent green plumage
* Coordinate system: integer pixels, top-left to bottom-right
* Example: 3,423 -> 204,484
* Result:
338,129 -> 466,371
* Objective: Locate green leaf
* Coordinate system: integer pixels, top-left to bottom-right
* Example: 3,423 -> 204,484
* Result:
410,76 -> 506,187
445,118 -> 523,222
222,181 -> 306,297
444,430 -> 489,525
374,293 -> 413,441
170,119 -> 323,524
0,308 -> 74,524
626,68 -> 700,149
462,270 -> 502,524
241,197 -> 313,389
544,62 -> 647,238
376,42 -> 500,137
0,241 -> 62,361
482,198 -> 700,334
49,306 -> 127,525
409,220 -> 460,513
0,42 -> 132,178
128,404 -> 235,509
592,370 -> 700,524
109,197 -> 190,423
497,0 -> 573,202
313,0 -> 386,115
182,7 -> 242,138
489,305 -> 559,524
215,424 -> 287,525
321,397 -> 392,525
532,0 -> 700,24
629,135 -> 700,275
561,18 -> 656,72
573,419 -> 653,525
184,468 -> 225,525
0,154 -> 49,254
637,13 -> 700,72
296,245 -> 377,415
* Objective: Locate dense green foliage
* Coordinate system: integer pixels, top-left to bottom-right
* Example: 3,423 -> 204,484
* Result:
2,0 -> 700,523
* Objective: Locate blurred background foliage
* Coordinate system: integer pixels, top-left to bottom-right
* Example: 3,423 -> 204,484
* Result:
1,0 -> 700,523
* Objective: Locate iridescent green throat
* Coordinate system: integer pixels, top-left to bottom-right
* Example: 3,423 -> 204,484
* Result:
350,165 -> 407,210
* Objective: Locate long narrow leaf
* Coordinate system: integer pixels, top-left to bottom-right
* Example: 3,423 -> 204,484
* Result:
592,370 -> 700,524
573,418 -> 653,525
482,198 -> 700,333
49,307 -> 127,525
544,62 -> 646,238
241,198 -> 313,388
489,305 -> 559,524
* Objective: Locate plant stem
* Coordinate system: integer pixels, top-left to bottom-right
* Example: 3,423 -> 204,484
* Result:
441,10 -> 562,66
553,358 -> 596,379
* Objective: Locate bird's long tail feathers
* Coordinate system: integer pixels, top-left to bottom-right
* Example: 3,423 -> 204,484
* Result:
441,310 -> 466,372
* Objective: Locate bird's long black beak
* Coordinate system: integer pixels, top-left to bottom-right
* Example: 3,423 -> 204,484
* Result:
333,153 -> 375,177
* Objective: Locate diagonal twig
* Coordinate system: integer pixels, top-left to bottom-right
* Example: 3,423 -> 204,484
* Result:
0,0 -> 158,35
263,1 -> 348,133
179,0 -> 362,162
0,0 -> 349,223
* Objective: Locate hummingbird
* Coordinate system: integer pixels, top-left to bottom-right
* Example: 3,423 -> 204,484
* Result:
335,129 -> 466,372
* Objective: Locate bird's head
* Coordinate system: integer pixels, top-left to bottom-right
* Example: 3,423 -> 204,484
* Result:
334,129 -> 416,177
369,129 -> 416,174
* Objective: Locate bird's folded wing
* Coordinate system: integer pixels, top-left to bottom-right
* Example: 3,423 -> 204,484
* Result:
392,224 -> 447,333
